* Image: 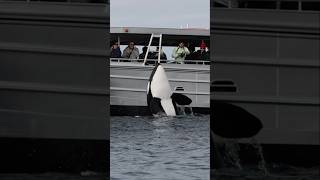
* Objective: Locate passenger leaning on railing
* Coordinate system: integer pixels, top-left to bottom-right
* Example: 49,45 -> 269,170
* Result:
194,41 -> 209,64
171,41 -> 190,64
185,44 -> 197,64
110,41 -> 122,58
122,41 -> 139,61
154,46 -> 167,63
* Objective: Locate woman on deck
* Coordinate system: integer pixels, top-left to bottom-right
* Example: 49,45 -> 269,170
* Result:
122,41 -> 139,59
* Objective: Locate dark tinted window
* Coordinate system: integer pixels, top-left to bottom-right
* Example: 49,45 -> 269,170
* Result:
239,1 -> 277,9
280,1 -> 299,10
213,2 -> 228,7
302,2 -> 320,11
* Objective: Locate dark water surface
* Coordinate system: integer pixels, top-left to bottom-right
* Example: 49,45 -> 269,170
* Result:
211,165 -> 320,180
110,115 -> 210,180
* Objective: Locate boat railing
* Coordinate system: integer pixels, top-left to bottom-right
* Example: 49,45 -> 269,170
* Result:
110,58 -> 210,65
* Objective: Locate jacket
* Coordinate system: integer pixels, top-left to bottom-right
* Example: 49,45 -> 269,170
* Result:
171,47 -> 190,64
122,46 -> 139,59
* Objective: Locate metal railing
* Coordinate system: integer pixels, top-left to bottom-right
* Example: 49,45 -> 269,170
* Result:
213,0 -> 320,11
110,58 -> 210,65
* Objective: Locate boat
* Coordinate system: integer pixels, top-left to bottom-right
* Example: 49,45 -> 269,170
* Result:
211,0 -> 319,166
110,27 -> 210,115
0,0 -> 109,173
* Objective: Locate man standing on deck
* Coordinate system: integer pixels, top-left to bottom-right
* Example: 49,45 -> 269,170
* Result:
122,41 -> 139,59
172,41 -> 190,64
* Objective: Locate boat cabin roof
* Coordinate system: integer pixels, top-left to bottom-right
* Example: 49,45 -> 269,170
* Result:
110,27 -> 210,47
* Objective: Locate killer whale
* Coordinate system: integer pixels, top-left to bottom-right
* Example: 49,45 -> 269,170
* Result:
147,63 -> 192,116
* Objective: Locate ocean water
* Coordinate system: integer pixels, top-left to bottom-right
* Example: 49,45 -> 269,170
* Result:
110,115 -> 210,180
211,139 -> 319,180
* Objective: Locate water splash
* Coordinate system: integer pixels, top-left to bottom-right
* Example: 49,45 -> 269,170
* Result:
224,139 -> 242,170
213,136 -> 269,176
176,105 -> 194,116
250,137 -> 269,176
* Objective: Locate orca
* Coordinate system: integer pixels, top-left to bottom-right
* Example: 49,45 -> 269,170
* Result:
211,100 -> 263,138
147,63 -> 192,116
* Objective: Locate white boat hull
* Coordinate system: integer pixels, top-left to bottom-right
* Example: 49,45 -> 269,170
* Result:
110,62 -> 210,110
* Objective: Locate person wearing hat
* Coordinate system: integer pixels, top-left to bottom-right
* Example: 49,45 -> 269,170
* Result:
171,41 -> 190,64
195,40 -> 209,63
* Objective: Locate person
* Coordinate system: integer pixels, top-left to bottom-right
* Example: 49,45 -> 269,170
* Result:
194,40 -> 209,63
153,46 -> 167,62
110,41 -> 121,58
185,43 -> 197,64
139,46 -> 148,61
171,41 -> 190,64
122,41 -> 139,59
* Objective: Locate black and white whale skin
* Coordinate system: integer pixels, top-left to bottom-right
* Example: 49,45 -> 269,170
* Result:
211,100 -> 263,138
147,63 -> 192,116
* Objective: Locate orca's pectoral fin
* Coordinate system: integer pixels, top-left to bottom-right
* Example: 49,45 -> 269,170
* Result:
171,93 -> 192,105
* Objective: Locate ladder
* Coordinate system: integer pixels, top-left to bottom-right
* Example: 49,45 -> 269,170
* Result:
143,33 -> 163,65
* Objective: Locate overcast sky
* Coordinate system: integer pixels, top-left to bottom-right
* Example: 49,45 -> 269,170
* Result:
110,0 -> 210,29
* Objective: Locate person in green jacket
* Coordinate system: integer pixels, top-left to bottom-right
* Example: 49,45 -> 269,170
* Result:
171,41 -> 190,64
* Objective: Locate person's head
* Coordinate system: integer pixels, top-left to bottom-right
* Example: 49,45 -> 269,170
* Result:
128,41 -> 135,49
200,40 -> 206,52
178,42 -> 184,48
142,46 -> 148,53
112,41 -> 119,48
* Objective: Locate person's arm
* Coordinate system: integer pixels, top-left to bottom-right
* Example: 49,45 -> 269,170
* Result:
134,48 -> 139,59
122,48 -> 128,58
184,47 -> 190,55
116,48 -> 122,58
172,47 -> 178,58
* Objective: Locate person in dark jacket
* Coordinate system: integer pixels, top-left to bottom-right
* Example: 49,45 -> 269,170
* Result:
185,43 -> 197,64
153,46 -> 167,63
138,46 -> 152,62
110,41 -> 122,58
194,40 -> 209,64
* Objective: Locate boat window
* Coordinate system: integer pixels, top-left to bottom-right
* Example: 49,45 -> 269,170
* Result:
212,0 -> 320,12
238,1 -> 277,9
302,2 -> 320,11
280,1 -> 299,10
213,2 -> 228,7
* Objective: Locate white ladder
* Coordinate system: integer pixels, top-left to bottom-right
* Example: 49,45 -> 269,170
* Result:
143,33 -> 163,65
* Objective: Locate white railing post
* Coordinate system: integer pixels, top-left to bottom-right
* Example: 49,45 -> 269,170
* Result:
143,33 -> 154,66
158,34 -> 162,64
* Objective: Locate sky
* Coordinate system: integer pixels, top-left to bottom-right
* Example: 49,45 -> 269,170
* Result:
110,0 -> 210,29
